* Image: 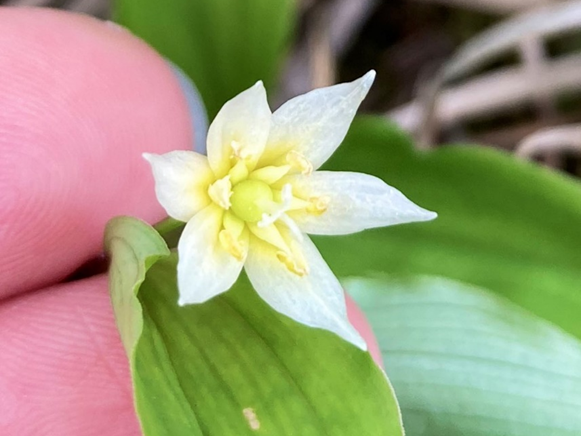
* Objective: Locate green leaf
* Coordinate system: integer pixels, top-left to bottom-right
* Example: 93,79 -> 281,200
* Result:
317,116 -> 581,340
104,216 -> 170,355
346,276 -> 581,436
114,0 -> 296,118
105,216 -> 403,435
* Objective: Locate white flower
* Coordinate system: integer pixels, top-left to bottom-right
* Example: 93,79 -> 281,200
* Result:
144,71 -> 436,350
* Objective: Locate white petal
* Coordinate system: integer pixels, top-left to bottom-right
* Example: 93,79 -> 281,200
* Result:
143,151 -> 213,222
206,81 -> 271,178
244,234 -> 367,350
177,205 -> 245,305
289,171 -> 437,235
261,71 -> 375,169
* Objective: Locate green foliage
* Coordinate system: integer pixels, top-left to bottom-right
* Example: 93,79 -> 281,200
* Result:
318,116 -> 581,340
105,216 -> 170,355
105,216 -> 404,436
318,117 -> 581,434
114,0 -> 296,118
347,276 -> 581,436
102,4 -> 581,428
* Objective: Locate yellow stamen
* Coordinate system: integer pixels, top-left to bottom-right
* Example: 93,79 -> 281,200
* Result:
248,223 -> 289,252
223,211 -> 245,239
258,184 -> 293,228
229,159 -> 249,185
208,175 -> 232,209
286,150 -> 313,175
307,195 -> 330,215
219,229 -> 245,261
249,165 -> 291,185
230,140 -> 250,160
276,251 -> 308,276
272,190 -> 310,211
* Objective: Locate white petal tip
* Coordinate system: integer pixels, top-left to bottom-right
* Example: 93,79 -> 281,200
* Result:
336,324 -> 368,351
405,205 -> 438,223
252,80 -> 265,90
354,337 -> 368,351
420,210 -> 438,221
178,295 -> 206,306
352,70 -> 376,98
142,152 -> 155,162
362,70 -> 376,84
177,290 -> 207,306
337,327 -> 368,351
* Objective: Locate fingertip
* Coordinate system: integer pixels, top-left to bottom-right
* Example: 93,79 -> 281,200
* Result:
0,275 -> 141,435
0,8 -> 194,297
345,294 -> 384,367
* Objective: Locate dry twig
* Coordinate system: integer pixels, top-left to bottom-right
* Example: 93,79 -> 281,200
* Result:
389,1 -> 581,148
411,0 -> 560,15
515,124 -> 581,159
390,54 -> 581,132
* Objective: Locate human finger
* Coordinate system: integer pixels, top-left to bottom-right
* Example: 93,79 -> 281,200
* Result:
0,8 -> 193,299
0,277 -> 381,435
0,275 -> 141,436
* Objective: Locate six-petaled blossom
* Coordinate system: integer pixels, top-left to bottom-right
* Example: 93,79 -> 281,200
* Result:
144,71 -> 436,350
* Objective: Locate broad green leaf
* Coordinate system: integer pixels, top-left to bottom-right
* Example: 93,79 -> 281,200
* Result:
105,216 -> 403,436
104,216 -> 170,355
317,116 -> 581,340
346,276 -> 581,436
114,0 -> 296,118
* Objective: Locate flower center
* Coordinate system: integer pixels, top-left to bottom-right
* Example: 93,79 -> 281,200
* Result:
230,180 -> 273,223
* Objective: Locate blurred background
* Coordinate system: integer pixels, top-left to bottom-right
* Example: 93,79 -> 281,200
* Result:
4,0 -> 581,173
4,1 -> 580,435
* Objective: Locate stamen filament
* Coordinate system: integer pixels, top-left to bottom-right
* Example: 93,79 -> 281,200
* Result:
257,183 -> 293,228
280,214 -> 303,242
249,165 -> 291,185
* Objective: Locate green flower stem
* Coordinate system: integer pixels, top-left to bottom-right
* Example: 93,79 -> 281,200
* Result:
154,217 -> 185,237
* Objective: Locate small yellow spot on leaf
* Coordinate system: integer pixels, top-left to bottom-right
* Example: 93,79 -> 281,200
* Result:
242,407 -> 260,431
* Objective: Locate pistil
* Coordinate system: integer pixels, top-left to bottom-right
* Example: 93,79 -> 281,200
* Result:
230,180 -> 274,222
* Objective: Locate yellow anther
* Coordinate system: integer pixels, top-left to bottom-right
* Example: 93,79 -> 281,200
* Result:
219,229 -> 245,261
307,195 -> 330,215
286,150 -> 313,175
249,165 -> 291,185
208,175 -> 232,210
276,251 -> 309,276
230,140 -> 250,160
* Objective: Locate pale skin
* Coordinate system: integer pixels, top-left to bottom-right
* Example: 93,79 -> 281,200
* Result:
0,8 -> 382,435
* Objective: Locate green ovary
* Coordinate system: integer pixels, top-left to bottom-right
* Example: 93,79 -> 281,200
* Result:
230,180 -> 273,222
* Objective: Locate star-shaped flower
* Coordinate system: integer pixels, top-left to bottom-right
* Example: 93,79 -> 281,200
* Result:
144,71 -> 436,350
